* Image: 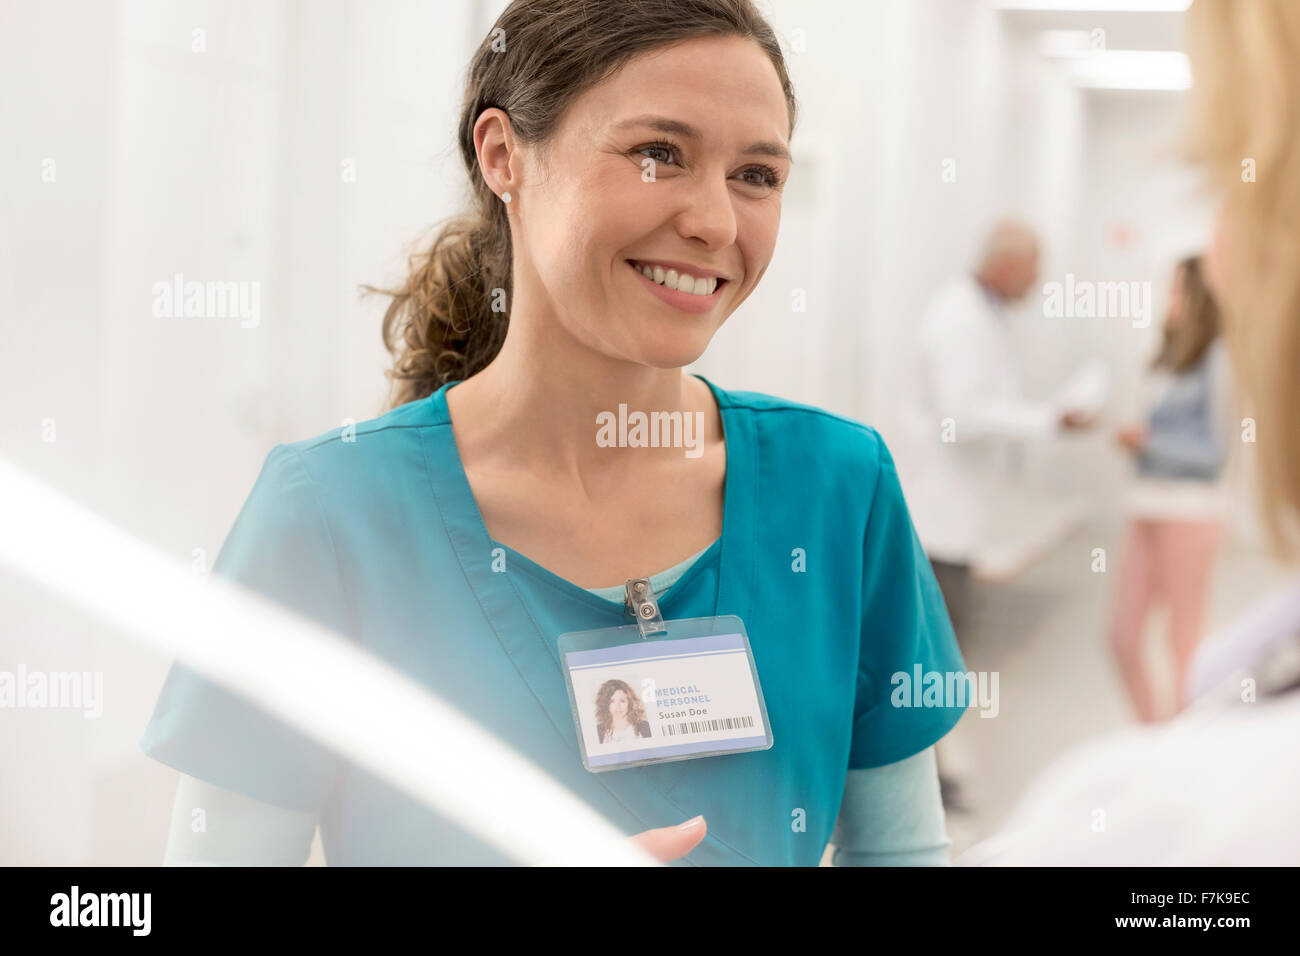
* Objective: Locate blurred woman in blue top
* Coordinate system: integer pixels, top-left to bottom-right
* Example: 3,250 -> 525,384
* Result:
1110,256 -> 1234,723
140,0 -> 966,866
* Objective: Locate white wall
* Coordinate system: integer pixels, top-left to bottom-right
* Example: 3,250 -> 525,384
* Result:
0,0 -> 479,864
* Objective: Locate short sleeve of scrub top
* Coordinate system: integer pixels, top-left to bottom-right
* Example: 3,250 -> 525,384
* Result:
139,444 -> 358,812
848,432 -> 968,768
139,378 -> 968,865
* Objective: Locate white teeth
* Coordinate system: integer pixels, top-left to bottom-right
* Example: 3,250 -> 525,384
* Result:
634,261 -> 718,296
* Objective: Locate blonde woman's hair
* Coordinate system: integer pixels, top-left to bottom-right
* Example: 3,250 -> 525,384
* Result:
1185,0 -> 1300,558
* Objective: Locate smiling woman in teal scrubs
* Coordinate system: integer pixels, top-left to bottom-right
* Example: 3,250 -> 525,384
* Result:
141,0 -> 968,866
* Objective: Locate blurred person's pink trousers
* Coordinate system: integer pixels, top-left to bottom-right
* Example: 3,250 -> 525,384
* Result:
1109,518 -> 1223,722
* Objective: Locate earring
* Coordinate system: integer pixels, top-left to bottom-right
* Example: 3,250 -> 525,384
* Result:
501,191 -> 512,204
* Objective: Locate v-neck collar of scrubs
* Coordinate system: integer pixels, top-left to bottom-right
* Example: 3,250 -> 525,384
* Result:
424,373 -> 754,633
497,534 -> 723,624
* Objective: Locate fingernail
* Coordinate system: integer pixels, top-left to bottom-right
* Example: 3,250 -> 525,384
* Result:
676,815 -> 704,830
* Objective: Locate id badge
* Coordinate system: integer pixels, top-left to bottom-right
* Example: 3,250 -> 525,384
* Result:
557,581 -> 773,773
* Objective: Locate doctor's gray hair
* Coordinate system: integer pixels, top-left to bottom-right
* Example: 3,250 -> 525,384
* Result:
367,0 -> 798,411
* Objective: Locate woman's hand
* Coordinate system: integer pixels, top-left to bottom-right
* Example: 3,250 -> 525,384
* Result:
1116,424 -> 1147,452
629,815 -> 707,862
1060,409 -> 1096,430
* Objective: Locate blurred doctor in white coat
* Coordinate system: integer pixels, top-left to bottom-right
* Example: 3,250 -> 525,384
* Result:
900,221 -> 1092,810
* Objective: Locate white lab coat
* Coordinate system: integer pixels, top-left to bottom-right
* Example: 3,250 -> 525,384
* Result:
899,274 -> 1059,565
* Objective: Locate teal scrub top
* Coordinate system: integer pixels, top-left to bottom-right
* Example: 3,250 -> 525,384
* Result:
140,376 -> 967,865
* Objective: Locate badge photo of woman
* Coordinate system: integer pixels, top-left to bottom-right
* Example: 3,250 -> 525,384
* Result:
596,681 -> 653,746
142,0 -> 966,867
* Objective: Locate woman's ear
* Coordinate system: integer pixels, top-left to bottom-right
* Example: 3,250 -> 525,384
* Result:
474,107 -> 519,201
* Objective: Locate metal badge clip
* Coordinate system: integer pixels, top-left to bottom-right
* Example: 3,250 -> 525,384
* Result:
624,576 -> 668,639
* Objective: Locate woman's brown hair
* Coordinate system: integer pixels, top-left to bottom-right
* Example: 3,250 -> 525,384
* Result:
367,0 -> 799,411
1151,256 -> 1220,374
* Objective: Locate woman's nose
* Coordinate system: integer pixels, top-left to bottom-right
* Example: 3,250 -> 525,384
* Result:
674,173 -> 738,249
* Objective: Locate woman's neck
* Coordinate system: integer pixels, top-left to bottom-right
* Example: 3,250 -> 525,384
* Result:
445,311 -> 722,483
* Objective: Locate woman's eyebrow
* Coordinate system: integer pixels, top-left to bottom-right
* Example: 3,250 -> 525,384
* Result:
613,113 -> 790,161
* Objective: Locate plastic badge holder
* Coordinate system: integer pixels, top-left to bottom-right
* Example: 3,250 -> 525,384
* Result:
557,613 -> 774,773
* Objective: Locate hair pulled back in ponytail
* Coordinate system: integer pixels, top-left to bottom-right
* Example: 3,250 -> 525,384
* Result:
373,211 -> 511,409
368,0 -> 798,411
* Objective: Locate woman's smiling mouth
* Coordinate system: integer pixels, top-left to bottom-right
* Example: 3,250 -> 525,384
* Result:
626,259 -> 729,315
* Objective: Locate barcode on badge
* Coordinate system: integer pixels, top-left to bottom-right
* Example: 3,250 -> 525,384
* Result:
660,715 -> 755,737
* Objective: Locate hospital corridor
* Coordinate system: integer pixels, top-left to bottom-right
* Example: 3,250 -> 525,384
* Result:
1,0 -> 1298,935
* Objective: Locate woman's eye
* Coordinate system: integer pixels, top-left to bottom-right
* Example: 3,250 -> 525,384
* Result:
740,166 -> 783,190
636,141 -> 680,166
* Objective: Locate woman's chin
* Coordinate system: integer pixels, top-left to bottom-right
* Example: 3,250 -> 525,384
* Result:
632,330 -> 716,370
